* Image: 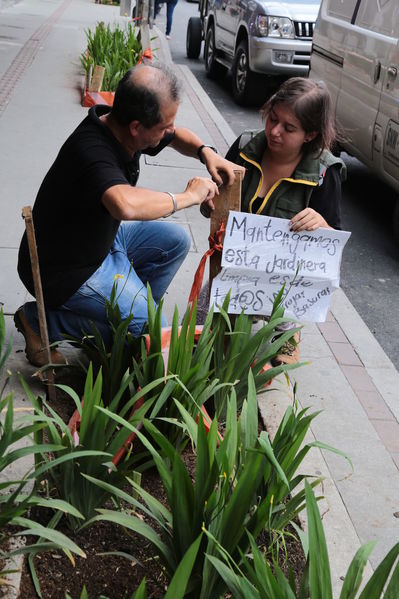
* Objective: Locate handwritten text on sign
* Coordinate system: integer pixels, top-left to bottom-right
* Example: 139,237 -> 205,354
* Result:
209,212 -> 351,322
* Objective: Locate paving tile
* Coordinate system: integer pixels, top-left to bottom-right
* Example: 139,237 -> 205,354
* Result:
340,365 -> 378,392
318,321 -> 348,343
371,420 -> 399,453
355,390 -> 395,420
329,341 -> 363,366
325,310 -> 335,322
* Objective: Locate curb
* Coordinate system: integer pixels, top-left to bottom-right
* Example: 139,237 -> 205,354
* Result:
2,537 -> 25,599
331,288 -> 399,420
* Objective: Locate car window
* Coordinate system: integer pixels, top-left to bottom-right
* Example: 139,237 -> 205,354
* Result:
355,0 -> 399,37
326,0 -> 358,22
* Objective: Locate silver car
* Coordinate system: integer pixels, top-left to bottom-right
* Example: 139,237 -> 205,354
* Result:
187,0 -> 320,105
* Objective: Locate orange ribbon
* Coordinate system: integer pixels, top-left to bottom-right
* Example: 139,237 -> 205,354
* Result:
137,47 -> 153,64
188,221 -> 226,313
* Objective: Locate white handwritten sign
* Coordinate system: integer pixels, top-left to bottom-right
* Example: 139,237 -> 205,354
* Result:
209,212 -> 351,322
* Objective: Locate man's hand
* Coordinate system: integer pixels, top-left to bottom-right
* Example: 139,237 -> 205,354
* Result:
290,207 -> 331,231
200,147 -> 245,186
184,176 -> 219,208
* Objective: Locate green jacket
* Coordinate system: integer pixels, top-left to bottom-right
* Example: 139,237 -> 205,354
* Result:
226,130 -> 346,220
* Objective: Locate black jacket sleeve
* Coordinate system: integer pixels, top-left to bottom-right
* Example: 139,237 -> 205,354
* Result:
309,164 -> 343,230
225,136 -> 241,163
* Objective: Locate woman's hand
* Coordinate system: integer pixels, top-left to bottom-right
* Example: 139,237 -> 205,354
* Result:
290,207 -> 331,231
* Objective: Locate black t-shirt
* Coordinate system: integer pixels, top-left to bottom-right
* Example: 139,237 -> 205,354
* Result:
18,105 -> 174,308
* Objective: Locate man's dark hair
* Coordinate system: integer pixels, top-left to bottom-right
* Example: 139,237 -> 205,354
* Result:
111,64 -> 181,128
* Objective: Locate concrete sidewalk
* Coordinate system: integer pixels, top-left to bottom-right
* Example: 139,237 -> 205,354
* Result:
1,0 -> 399,596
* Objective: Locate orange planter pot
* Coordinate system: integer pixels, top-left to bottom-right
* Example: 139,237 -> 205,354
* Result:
82,90 -> 115,108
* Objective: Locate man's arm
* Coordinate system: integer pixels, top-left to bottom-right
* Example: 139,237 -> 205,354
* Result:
101,176 -> 219,221
170,127 -> 245,186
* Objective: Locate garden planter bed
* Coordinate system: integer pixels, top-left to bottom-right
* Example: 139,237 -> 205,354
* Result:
10,404 -> 306,599
1,364 -> 305,599
80,20 -> 153,109
16,511 -> 306,599
16,467 -> 169,598
1,303 -> 314,598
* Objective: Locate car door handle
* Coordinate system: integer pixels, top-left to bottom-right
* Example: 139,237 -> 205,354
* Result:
374,61 -> 381,84
387,65 -> 398,80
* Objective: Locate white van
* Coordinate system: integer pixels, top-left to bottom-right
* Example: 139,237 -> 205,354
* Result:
309,0 -> 399,241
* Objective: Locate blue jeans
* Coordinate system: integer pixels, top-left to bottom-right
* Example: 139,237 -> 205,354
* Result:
153,0 -> 163,17
25,221 -> 190,344
166,0 -> 178,35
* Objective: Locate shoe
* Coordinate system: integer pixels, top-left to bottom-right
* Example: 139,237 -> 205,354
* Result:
166,34 -> 171,39
14,306 -> 67,368
252,315 -> 269,324
271,332 -> 300,367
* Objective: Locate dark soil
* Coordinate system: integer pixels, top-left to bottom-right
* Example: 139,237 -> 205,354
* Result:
16,468 -> 169,599
2,365 -> 306,599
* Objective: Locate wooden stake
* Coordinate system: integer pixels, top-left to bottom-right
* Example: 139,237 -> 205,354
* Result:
22,206 -> 56,402
88,65 -> 105,92
209,170 -> 242,285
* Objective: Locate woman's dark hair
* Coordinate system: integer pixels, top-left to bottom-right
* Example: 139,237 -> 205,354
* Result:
111,64 -> 181,128
260,77 -> 337,156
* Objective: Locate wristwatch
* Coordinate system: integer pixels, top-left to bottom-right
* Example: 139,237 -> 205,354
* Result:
197,144 -> 218,164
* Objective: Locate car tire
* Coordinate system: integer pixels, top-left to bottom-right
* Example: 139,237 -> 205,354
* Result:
393,199 -> 399,244
204,24 -> 226,79
186,17 -> 202,59
232,40 -> 258,105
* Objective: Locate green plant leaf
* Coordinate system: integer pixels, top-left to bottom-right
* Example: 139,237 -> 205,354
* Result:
11,517 -> 85,560
164,534 -> 203,599
88,510 -> 175,573
132,579 -> 147,599
358,542 -> 399,599
339,541 -> 375,599
305,481 -> 333,599
206,555 -> 257,599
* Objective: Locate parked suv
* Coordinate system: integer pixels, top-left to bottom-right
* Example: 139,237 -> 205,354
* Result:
186,0 -> 320,105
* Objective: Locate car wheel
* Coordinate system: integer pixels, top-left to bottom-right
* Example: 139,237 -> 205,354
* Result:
394,199 -> 399,244
204,24 -> 226,79
186,17 -> 202,59
232,40 -> 257,105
